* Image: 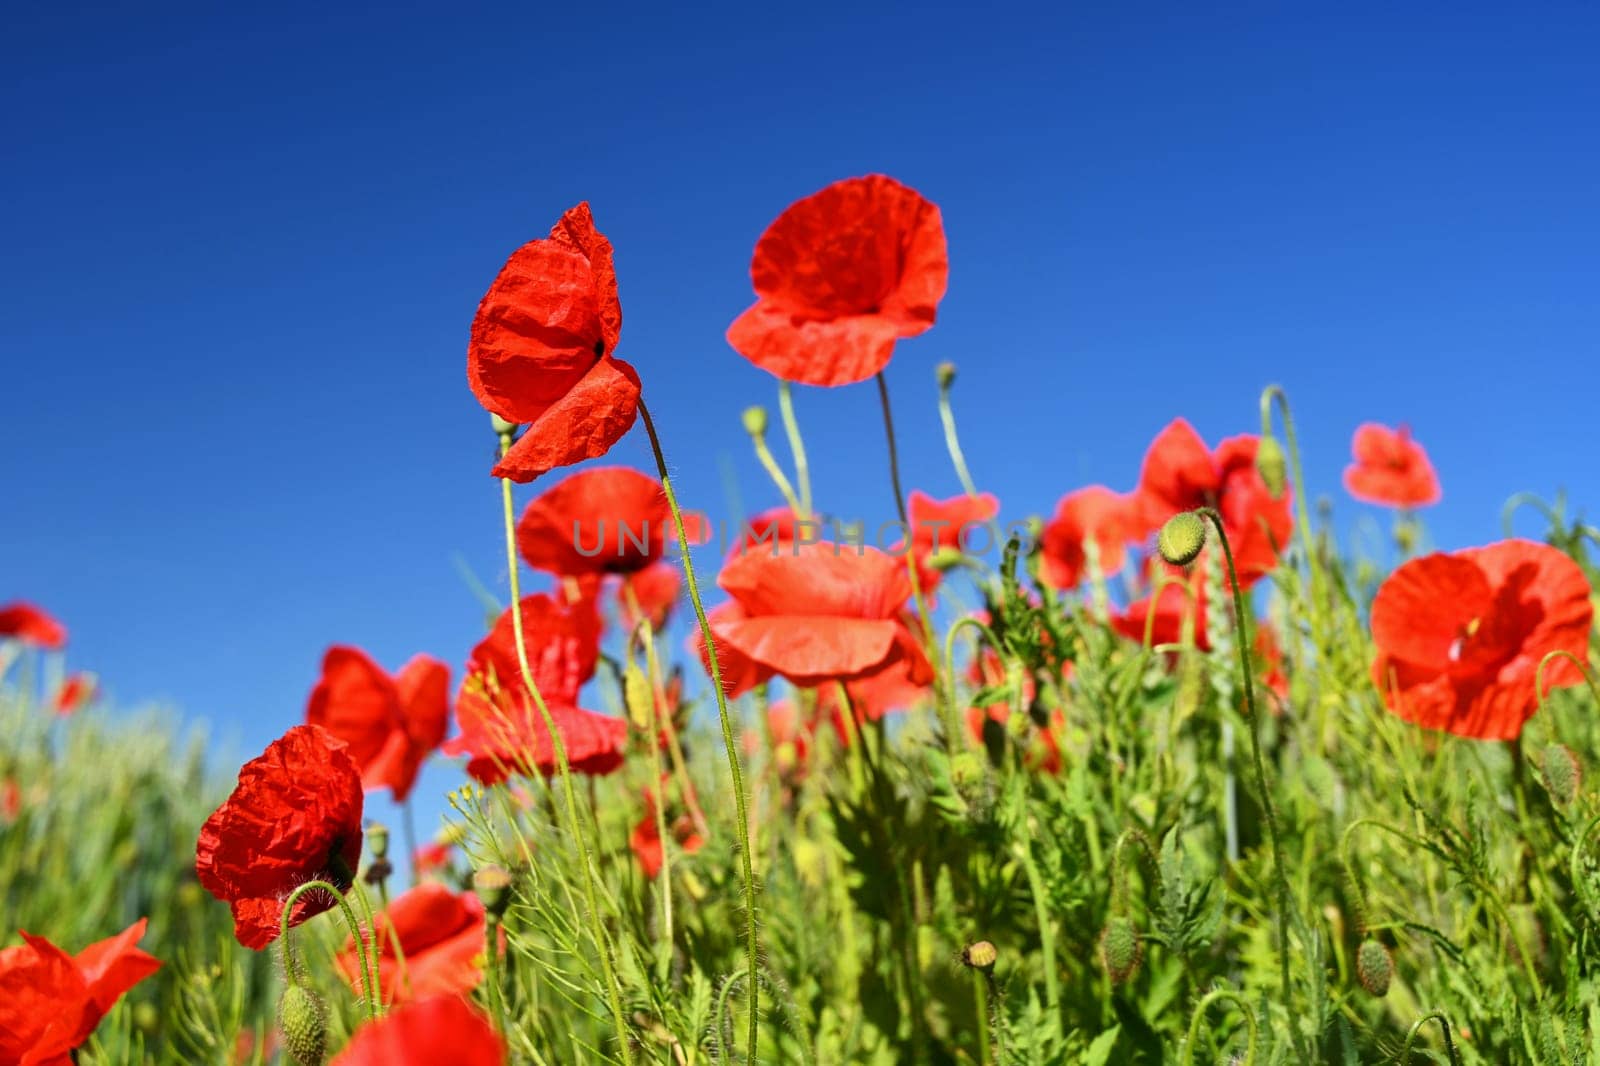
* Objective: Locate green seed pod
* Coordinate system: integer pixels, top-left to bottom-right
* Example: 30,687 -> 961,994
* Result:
962,939 -> 997,971
365,822 -> 389,862
490,414 -> 519,437
623,662 -> 653,731
1099,916 -> 1142,984
278,983 -> 328,1066
1356,938 -> 1393,998
473,864 -> 514,919
950,751 -> 986,793
741,405 -> 768,437
936,362 -> 958,389
1543,742 -> 1581,806
1156,512 -> 1207,567
1255,435 -> 1288,499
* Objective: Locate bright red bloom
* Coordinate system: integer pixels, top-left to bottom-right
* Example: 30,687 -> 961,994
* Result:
727,507 -> 802,557
52,672 -> 96,716
1344,423 -> 1441,508
1110,566 -> 1211,651
336,884 -> 493,1005
413,841 -> 453,878
821,630 -> 936,727
1371,539 -> 1593,740
691,602 -> 778,698
305,648 -> 451,803
727,175 -> 949,387
1038,487 -> 1141,591
468,203 -> 640,483
445,595 -> 626,783
1255,625 -> 1289,704
618,561 -> 680,630
900,491 -> 1000,592
0,602 -> 66,649
196,725 -> 365,949
515,466 -> 705,577
630,789 -> 705,880
332,994 -> 505,1066
710,544 -> 930,688
0,919 -> 160,1065
1134,419 -> 1292,586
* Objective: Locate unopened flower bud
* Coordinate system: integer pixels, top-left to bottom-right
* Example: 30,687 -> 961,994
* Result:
490,414 -> 519,437
741,406 -> 768,437
936,362 -> 958,389
278,983 -> 328,1066
623,663 -> 653,731
1356,938 -> 1393,997
473,864 -> 514,919
950,751 -> 986,792
1099,916 -> 1142,984
1543,743 -> 1581,805
1157,512 -> 1206,567
962,939 -> 997,971
1255,435 -> 1288,499
928,546 -> 965,572
365,823 -> 389,861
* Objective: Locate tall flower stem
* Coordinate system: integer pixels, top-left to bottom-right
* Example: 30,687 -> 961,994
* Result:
278,879 -> 379,1021
874,372 -> 941,710
497,432 -> 633,1065
1179,988 -> 1257,1066
1402,1010 -> 1463,1066
936,365 -> 980,499
777,381 -> 813,516
637,398 -> 762,1064
632,621 -> 678,976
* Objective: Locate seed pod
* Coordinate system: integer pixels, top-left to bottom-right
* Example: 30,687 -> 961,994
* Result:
1255,435 -> 1288,499
365,823 -> 389,861
962,940 -> 997,971
1157,512 -> 1206,567
1356,938 -> 1393,998
1543,743 -> 1582,806
741,405 -> 768,437
1099,916 -> 1142,984
278,983 -> 328,1066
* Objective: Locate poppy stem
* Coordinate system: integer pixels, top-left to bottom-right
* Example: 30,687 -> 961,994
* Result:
375,880 -> 412,1003
942,616 -> 1003,751
1179,987 -> 1257,1066
631,620 -> 678,976
1195,507 -> 1295,1031
777,381 -> 813,517
497,434 -> 634,1065
746,412 -> 805,518
278,879 -> 379,1021
637,398 -> 763,1064
1401,1010 -> 1463,1066
936,365 -> 980,499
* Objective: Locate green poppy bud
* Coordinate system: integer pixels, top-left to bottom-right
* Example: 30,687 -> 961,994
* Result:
278,983 -> 328,1066
1099,916 -> 1142,984
1542,743 -> 1581,806
962,939 -> 997,971
741,405 -> 768,437
1157,512 -> 1206,567
1356,938 -> 1393,997
473,864 -> 514,919
365,823 -> 389,861
950,751 -> 986,792
936,362 -> 958,389
1256,435 -> 1288,499
490,414 -> 519,437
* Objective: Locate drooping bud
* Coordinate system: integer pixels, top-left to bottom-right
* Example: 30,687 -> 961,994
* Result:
1542,743 -> 1582,806
1099,916 -> 1142,984
1356,938 -> 1393,997
928,545 -> 966,572
473,864 -> 514,919
936,362 -> 958,389
962,939 -> 997,971
490,414 -> 519,437
741,405 -> 768,437
365,823 -> 389,861
1157,512 -> 1207,567
278,983 -> 328,1066
1255,435 -> 1288,499
623,662 -> 653,731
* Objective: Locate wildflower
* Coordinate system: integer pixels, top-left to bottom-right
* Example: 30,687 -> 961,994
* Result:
1343,423 -> 1440,508
1133,419 -> 1292,586
1156,512 -> 1207,568
196,725 -> 365,949
690,602 -> 777,698
515,466 -> 705,577
618,561 -> 680,630
305,647 -> 450,803
1037,487 -> 1140,590
630,790 -> 705,880
898,490 -> 1000,593
1371,539 -> 1593,740
331,994 -> 505,1065
335,884 -> 494,1005
467,203 -> 639,483
727,174 -> 948,387
1109,567 -> 1211,651
0,601 -> 66,649
1099,916 -> 1142,984
53,671 -> 96,715
0,919 -> 161,1063
444,595 -> 626,783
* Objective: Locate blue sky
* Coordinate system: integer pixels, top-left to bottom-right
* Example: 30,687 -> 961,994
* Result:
4,5 -> 1597,844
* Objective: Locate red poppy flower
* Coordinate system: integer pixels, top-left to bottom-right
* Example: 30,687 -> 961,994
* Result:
617,561 -> 680,630
413,841 -> 453,878
728,506 -> 802,558
1255,625 -> 1290,704
0,919 -> 161,1065
0,602 -> 66,649
196,725 -> 365,949
1110,566 -> 1211,651
1134,419 -> 1292,586
515,467 -> 706,577
335,884 -> 494,1005
1371,539 -> 1593,740
630,789 -> 705,880
727,175 -> 949,387
1344,423 -> 1441,508
468,203 -> 640,483
820,629 -> 936,728
332,994 -> 506,1066
710,543 -> 929,687
444,595 -> 626,782
1038,487 -> 1141,591
305,648 -> 451,803
899,491 -> 1000,592
52,672 -> 96,716
690,601 -> 778,698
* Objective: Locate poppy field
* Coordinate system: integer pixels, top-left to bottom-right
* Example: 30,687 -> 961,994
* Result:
7,174 -> 1600,1065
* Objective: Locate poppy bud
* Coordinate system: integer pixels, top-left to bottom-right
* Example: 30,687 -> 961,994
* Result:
623,663 -> 653,731
928,546 -> 965,572
1255,435 -> 1288,499
962,939 -> 997,971
950,751 -> 986,792
473,864 -> 514,919
936,362 -> 958,389
365,823 -> 389,862
490,414 -> 519,437
1542,743 -> 1581,806
278,983 -> 328,1066
1356,938 -> 1393,998
741,405 -> 768,437
1157,512 -> 1206,567
1099,916 -> 1142,984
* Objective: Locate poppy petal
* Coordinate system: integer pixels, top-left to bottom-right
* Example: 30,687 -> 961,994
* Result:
491,358 -> 641,482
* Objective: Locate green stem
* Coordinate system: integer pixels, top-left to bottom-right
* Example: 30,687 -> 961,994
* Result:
1401,1010 -> 1463,1066
1016,831 -> 1061,1019
973,971 -> 994,1066
497,436 -> 633,1064
1179,988 -> 1257,1066
638,399 -> 762,1063
942,615 -> 1003,753
937,371 -> 980,499
777,381 -> 813,517
278,879 -> 379,1021
634,621 -> 677,977
484,914 -> 509,1038
749,422 -> 804,518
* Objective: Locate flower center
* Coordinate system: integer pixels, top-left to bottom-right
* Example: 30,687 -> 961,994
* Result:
1446,616 -> 1483,663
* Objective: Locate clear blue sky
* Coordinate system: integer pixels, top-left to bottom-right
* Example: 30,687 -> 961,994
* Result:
5,5 -> 1597,841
